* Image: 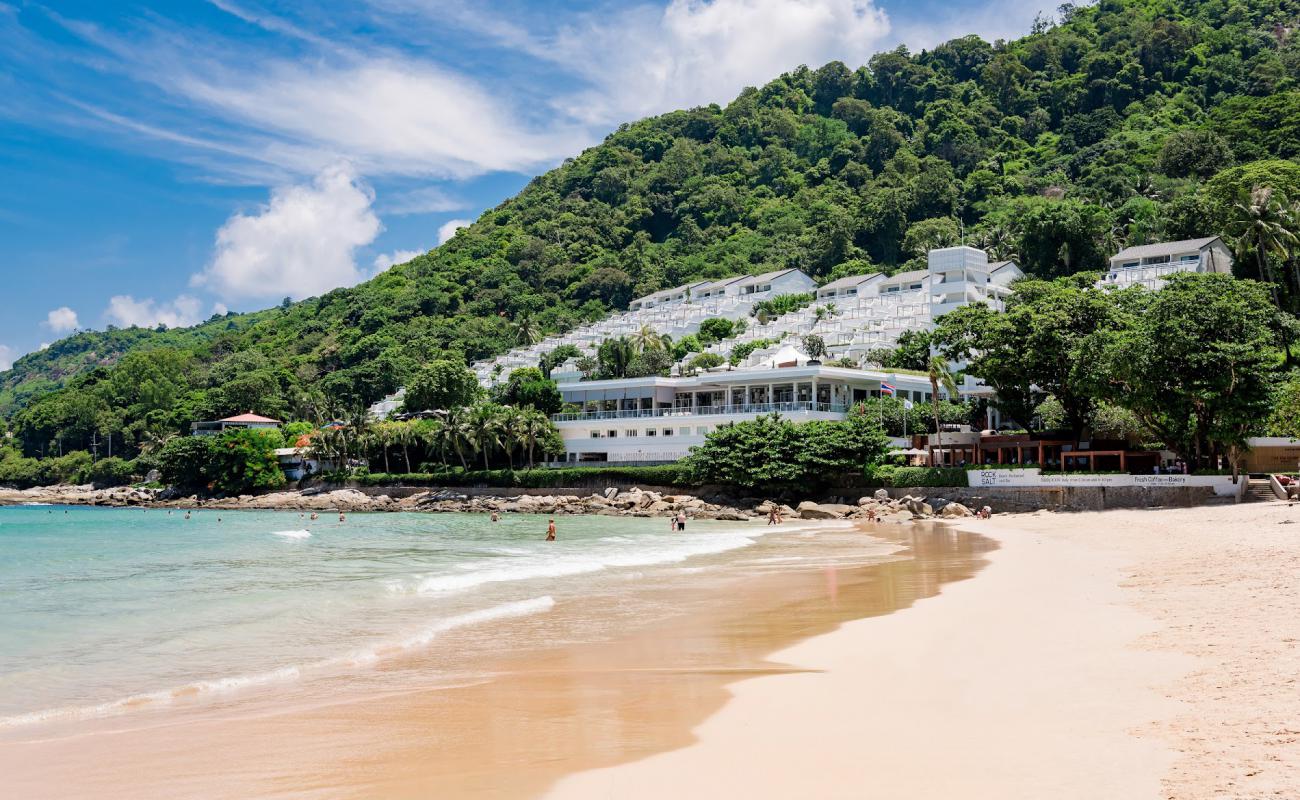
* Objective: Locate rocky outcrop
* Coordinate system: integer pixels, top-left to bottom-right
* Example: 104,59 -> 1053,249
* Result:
1,482 -> 986,524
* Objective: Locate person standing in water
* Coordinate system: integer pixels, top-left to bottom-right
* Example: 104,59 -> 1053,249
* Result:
491,511 -> 500,522
676,510 -> 687,532
546,519 -> 556,541
338,512 -> 346,522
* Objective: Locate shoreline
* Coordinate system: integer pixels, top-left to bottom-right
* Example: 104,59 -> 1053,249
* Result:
0,482 -> 971,523
0,518 -> 989,798
550,503 -> 1300,799
6,504 -> 1297,797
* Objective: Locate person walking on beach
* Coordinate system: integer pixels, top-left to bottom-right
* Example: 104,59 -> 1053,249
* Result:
546,519 -> 556,541
768,507 -> 778,525
676,511 -> 687,532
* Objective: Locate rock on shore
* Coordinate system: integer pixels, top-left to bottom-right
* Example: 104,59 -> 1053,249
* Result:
0,483 -> 976,522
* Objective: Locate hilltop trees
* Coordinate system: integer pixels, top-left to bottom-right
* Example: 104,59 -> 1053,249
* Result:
8,0 -> 1300,468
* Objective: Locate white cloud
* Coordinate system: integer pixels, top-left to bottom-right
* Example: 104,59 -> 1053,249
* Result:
43,306 -> 80,333
438,219 -> 471,245
549,0 -> 892,123
172,60 -> 585,180
105,295 -> 205,329
0,345 -> 14,371
372,248 -> 424,270
194,162 -> 382,301
381,186 -> 469,216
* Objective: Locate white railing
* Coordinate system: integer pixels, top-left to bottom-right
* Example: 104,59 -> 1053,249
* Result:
552,401 -> 848,422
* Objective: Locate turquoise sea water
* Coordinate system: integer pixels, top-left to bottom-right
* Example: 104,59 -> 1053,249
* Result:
0,505 -> 766,729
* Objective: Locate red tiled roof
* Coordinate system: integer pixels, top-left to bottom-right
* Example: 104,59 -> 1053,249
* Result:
218,412 -> 281,424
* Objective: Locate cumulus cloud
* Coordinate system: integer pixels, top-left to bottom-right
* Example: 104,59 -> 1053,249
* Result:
550,0 -> 892,123
0,345 -> 14,371
105,295 -> 205,329
438,219 -> 471,245
194,163 -> 382,301
43,306 -> 80,333
372,248 -> 424,270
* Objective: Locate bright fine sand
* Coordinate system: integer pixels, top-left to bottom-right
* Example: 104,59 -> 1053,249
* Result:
550,503 -> 1300,800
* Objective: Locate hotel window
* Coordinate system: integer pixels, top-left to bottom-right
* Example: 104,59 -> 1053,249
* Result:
646,428 -> 657,437
590,431 -> 602,438
696,426 -> 709,435
626,429 -> 638,438
679,427 -> 690,436
663,428 -> 674,437
607,430 -> 618,438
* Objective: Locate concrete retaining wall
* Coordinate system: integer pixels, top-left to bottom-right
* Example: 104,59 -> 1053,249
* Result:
869,485 -> 1219,512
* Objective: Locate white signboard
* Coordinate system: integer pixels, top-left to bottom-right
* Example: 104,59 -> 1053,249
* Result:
967,468 -> 1238,496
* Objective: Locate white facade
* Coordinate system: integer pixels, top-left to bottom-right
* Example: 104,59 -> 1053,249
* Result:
927,246 -> 1015,317
735,269 -> 817,297
551,365 -> 943,463
1100,237 -> 1234,291
816,273 -> 885,301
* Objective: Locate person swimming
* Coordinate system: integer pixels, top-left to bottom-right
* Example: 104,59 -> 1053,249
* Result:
310,512 -> 318,521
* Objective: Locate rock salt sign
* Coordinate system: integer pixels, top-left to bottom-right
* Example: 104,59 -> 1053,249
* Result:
967,468 -> 1239,496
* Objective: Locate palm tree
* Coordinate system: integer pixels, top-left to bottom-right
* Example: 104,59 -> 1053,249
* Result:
373,423 -> 393,473
138,430 -> 176,455
927,356 -> 959,467
468,404 -> 503,471
632,324 -> 671,353
519,409 -> 552,469
423,419 -> 449,470
597,336 -> 636,379
435,408 -> 473,470
511,313 -> 542,347
394,422 -> 418,474
1229,186 -> 1296,309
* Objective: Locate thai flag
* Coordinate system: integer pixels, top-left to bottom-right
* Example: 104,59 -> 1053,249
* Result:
880,383 -> 896,396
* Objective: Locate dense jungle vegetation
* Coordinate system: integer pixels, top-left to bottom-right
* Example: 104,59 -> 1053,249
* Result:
6,0 -> 1300,480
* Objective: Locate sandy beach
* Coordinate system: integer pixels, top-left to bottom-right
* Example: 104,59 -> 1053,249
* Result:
4,503 -> 1299,798
551,503 -> 1300,800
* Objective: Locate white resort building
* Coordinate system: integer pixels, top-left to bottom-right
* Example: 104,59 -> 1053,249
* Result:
1097,236 -> 1233,291
370,236 -> 1229,466
549,348 -> 959,464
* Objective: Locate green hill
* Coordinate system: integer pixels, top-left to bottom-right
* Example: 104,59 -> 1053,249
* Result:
4,0 -> 1300,458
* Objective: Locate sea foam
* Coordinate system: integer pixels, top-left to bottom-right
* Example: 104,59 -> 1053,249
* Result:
0,596 -> 555,730
272,529 -> 312,539
409,531 -> 759,596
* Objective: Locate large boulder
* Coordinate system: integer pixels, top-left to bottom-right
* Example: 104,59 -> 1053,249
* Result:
940,502 -> 974,517
873,488 -> 890,501
797,501 -> 855,519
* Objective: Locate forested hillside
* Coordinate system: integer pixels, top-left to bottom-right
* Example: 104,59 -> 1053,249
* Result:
5,0 -> 1300,462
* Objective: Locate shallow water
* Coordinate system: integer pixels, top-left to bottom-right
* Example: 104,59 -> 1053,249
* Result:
0,506 -> 769,728
0,506 -> 994,799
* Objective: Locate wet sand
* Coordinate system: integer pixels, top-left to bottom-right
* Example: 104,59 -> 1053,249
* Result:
0,523 -> 992,798
552,504 -> 1300,800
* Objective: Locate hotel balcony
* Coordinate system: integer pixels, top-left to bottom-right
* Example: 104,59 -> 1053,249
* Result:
551,401 -> 849,423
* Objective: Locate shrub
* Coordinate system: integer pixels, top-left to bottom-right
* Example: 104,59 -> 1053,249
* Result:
85,457 -> 136,488
750,293 -> 814,320
156,436 -> 217,489
685,413 -> 888,489
887,466 -> 969,487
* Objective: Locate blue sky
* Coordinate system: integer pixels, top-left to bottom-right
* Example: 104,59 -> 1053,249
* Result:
0,0 -> 1047,368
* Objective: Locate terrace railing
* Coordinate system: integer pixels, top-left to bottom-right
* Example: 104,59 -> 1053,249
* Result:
552,401 -> 848,422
